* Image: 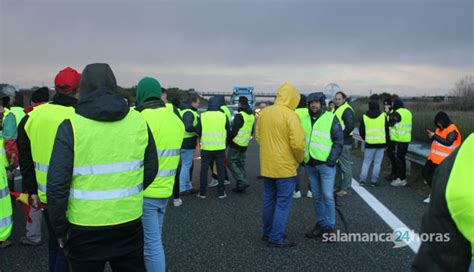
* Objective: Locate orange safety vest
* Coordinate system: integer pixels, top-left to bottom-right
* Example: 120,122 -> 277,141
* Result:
428,124 -> 462,165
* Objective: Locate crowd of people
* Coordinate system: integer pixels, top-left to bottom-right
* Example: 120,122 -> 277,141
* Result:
0,63 -> 471,271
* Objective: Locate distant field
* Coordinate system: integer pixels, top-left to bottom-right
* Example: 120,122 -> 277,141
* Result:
352,101 -> 474,144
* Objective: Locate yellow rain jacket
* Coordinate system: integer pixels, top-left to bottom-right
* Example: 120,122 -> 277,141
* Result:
256,83 -> 305,178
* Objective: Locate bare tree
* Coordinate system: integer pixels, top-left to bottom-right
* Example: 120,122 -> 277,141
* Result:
452,75 -> 474,111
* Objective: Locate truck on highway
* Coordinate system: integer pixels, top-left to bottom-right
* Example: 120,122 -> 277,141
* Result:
230,86 -> 256,110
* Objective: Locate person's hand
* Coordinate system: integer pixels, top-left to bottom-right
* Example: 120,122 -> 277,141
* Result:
58,238 -> 65,248
426,129 -> 434,138
30,194 -> 40,209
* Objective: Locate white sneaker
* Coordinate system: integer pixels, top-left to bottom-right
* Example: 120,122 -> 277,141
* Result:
224,179 -> 231,185
306,190 -> 313,198
293,191 -> 301,199
423,195 -> 430,203
218,192 -> 227,199
208,178 -> 218,188
196,193 -> 206,199
173,198 -> 183,207
390,178 -> 407,187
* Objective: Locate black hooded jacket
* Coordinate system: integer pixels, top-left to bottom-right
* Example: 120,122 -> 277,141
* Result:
388,99 -> 405,127
228,103 -> 254,152
359,101 -> 390,149
180,102 -> 199,150
195,96 -> 230,146
46,64 -> 158,240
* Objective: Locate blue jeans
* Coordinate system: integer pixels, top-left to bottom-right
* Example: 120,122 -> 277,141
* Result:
305,164 -> 336,229
179,149 -> 195,192
262,177 -> 296,243
142,198 -> 168,272
360,148 -> 385,184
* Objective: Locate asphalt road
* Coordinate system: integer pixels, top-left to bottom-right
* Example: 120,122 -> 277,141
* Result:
0,142 -> 430,272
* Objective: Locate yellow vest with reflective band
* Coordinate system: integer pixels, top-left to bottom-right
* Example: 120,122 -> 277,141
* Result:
232,112 -> 255,147
301,111 -> 335,163
446,133 -> 474,260
0,109 -> 13,167
67,110 -> 148,227
221,106 -> 232,122
295,108 -> 309,121
141,108 -> 184,198
24,104 -> 75,203
201,111 -> 227,151
0,169 -> 12,242
165,103 -> 174,113
180,109 -> 199,139
10,106 -> 25,127
363,114 -> 386,145
334,102 -> 354,136
389,108 -> 412,142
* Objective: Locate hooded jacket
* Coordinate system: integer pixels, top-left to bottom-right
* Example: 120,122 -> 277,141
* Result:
359,101 -> 390,149
46,63 -> 158,240
228,103 -> 254,152
388,99 -> 406,127
195,96 -> 230,141
256,83 -> 305,178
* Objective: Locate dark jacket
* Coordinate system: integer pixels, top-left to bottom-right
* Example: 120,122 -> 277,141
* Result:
18,93 -> 78,195
195,96 -> 230,146
46,64 -> 158,240
334,102 -> 355,145
180,103 -> 199,150
228,104 -> 254,152
359,102 -> 390,149
306,110 -> 344,167
412,147 -> 471,271
388,99 -> 405,127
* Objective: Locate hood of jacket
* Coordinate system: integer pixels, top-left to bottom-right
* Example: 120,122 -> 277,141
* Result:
274,83 -> 300,111
76,64 -> 128,121
215,95 -> 226,107
238,103 -> 253,115
365,100 -> 382,118
207,96 -> 221,111
393,99 -> 405,110
136,77 -> 161,107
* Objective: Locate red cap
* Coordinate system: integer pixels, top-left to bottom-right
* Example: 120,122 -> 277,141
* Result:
54,67 -> 81,92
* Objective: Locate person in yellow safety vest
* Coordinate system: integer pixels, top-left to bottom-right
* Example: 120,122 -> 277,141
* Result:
195,96 -> 230,199
228,96 -> 255,193
413,133 -> 474,271
46,63 -> 158,271
333,91 -> 355,197
293,94 -> 312,199
422,111 -> 462,204
17,87 -> 50,247
387,99 -> 412,187
0,84 -> 19,198
301,92 -> 343,240
0,161 -> 12,249
135,77 -> 185,271
178,93 -> 201,197
358,100 -> 390,187
18,68 -> 80,270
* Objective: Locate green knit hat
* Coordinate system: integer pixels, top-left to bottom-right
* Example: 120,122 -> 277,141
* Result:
136,77 -> 161,107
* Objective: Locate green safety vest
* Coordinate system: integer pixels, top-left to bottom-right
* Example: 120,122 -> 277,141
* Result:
232,112 -> 255,147
200,111 -> 227,151
180,109 -> 199,139
301,111 -> 335,163
363,114 -> 386,145
334,102 -> 354,135
446,134 -> 474,260
24,104 -> 75,203
295,108 -> 309,121
10,106 -> 25,127
141,107 -> 184,198
67,110 -> 148,227
221,105 -> 232,122
165,103 -> 174,113
0,168 -> 12,242
389,108 -> 412,143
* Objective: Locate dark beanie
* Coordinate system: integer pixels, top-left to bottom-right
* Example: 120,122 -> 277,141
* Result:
297,94 -> 307,108
369,100 -> 379,111
31,87 -> 50,103
239,96 -> 248,104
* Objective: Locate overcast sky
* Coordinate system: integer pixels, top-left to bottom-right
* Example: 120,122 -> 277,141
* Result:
1,0 -> 472,95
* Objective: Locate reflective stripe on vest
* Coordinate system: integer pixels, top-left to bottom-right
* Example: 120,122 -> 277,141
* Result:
302,111 -> 335,163
0,215 -> 12,228
389,108 -> 412,143
0,168 -> 12,241
142,108 -> 185,198
232,112 -> 255,147
446,134 -> 474,259
24,103 -> 76,203
363,114 -> 386,145
67,110 -> 148,227
334,102 -> 354,135
428,124 -> 462,165
180,109 -> 199,138
201,111 -> 227,151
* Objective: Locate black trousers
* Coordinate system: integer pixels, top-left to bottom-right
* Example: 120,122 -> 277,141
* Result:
387,141 -> 409,180
200,150 -> 226,195
386,141 -> 397,176
64,219 -> 146,272
422,160 -> 438,187
173,162 -> 181,199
